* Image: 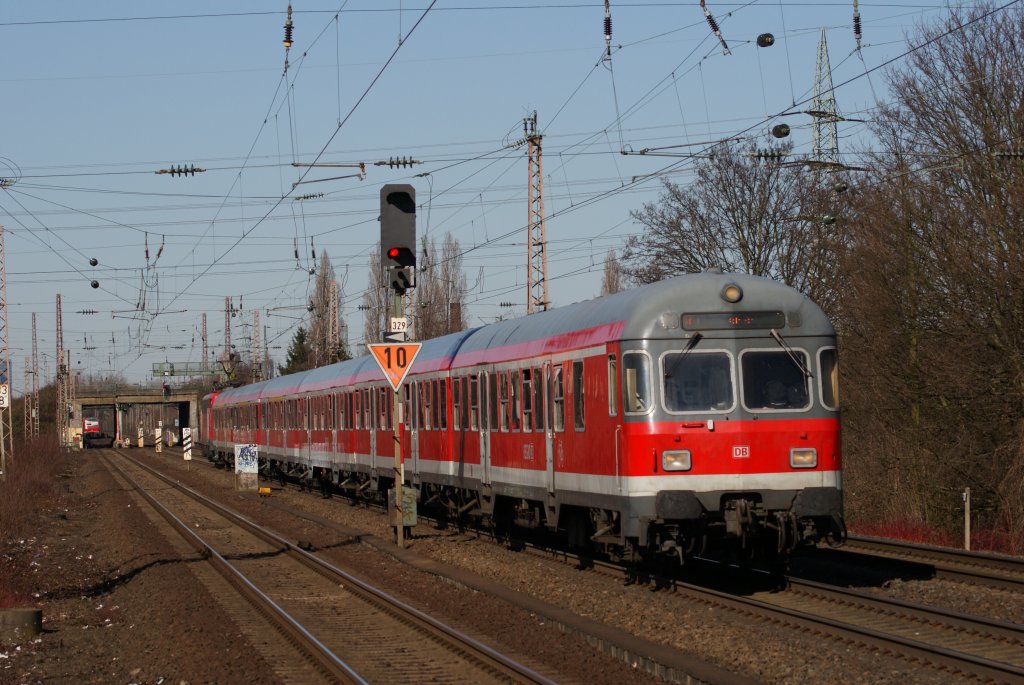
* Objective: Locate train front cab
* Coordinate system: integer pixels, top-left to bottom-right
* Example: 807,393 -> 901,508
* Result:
615,312 -> 844,564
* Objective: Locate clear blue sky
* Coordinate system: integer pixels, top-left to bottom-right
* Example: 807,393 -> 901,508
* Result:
0,1 -> 974,386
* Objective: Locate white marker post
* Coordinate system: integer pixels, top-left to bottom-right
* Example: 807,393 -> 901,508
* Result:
182,427 -> 192,471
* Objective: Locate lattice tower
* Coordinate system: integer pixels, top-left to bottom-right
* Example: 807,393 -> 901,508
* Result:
524,112 -> 550,314
31,312 -> 39,438
67,349 -> 75,431
56,293 -> 68,447
201,313 -> 208,371
811,27 -> 840,166
0,226 -> 12,465
329,281 -> 340,359
252,310 -> 262,382
223,297 -> 232,361
23,357 -> 32,440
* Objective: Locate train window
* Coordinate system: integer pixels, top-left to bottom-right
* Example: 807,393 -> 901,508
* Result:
429,380 -> 439,430
403,384 -> 412,429
608,354 -> 618,417
522,369 -> 533,431
470,375 -> 480,430
488,373 -> 499,430
420,381 -> 427,430
573,360 -> 585,431
819,348 -> 839,410
460,376 -> 468,430
533,367 -> 544,431
740,350 -> 810,411
439,379 -> 448,430
453,378 -> 462,429
499,373 -> 509,431
552,365 -> 565,432
623,353 -> 652,414
510,371 -> 522,431
663,351 -> 733,412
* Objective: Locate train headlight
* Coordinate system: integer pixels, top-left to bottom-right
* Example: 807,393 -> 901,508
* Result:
721,283 -> 743,303
790,447 -> 817,468
662,450 -> 692,471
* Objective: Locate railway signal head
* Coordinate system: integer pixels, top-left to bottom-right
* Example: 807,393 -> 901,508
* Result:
380,184 -> 417,292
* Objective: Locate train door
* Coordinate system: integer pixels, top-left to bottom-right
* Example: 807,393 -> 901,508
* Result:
368,388 -> 377,474
544,362 -> 557,496
479,371 -> 491,486
304,395 -> 312,467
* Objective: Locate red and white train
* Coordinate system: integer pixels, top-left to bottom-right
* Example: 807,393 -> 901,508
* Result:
201,271 -> 844,563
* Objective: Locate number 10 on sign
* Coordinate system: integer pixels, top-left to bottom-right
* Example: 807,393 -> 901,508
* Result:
368,343 -> 422,391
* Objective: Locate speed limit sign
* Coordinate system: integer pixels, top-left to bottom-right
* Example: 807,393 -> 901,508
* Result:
0,384 -> 9,409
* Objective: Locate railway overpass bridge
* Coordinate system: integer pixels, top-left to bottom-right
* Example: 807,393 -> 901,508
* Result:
72,390 -> 202,448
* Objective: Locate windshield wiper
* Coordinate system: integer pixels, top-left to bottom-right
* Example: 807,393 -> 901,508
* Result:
770,329 -> 813,378
665,332 -> 703,378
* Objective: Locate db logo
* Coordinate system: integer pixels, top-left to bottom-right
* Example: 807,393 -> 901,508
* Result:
732,445 -> 750,459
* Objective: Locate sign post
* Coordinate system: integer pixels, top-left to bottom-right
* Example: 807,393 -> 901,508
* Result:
368,341 -> 422,548
182,427 -> 192,471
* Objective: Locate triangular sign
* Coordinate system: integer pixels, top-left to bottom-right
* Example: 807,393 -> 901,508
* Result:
367,343 -> 423,391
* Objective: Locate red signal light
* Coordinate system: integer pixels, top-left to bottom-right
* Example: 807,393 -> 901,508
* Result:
388,247 -> 400,259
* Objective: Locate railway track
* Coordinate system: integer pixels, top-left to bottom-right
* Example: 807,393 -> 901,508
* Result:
102,448 -> 559,685
830,534 -> 1024,592
158,447 -> 1024,682
519,545 -> 1024,683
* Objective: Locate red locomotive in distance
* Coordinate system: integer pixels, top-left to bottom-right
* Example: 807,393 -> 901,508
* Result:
200,272 -> 844,565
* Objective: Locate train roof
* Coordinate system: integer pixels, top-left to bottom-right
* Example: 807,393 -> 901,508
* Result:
209,272 -> 831,404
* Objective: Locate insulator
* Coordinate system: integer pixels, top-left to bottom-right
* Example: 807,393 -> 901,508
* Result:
757,33 -> 775,47
90,280 -> 100,289
89,257 -> 98,266
756,149 -> 785,159
604,15 -> 612,41
705,14 -> 720,34
283,4 -> 294,48
771,123 -> 791,138
853,14 -> 862,39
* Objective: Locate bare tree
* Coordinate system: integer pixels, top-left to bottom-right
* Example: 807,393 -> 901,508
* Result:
838,4 -> 1024,549
360,243 -> 389,354
600,248 -> 624,296
621,139 -> 838,307
308,251 -> 336,366
414,233 -> 467,340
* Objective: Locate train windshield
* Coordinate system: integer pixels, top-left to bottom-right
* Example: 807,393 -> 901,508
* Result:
662,352 -> 733,412
741,350 -> 810,410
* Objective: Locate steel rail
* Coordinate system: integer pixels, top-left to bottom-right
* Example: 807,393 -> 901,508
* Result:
113,448 -> 558,685
520,542 -> 1024,683
841,534 -> 1024,591
100,452 -> 367,685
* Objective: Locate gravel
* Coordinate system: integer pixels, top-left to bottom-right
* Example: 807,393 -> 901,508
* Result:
4,449 -> 1022,685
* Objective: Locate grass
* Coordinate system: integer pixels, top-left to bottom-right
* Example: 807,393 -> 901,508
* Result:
0,436 -> 70,608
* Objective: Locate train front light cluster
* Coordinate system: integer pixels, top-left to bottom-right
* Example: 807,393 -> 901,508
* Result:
662,450 -> 692,471
789,448 -> 817,468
